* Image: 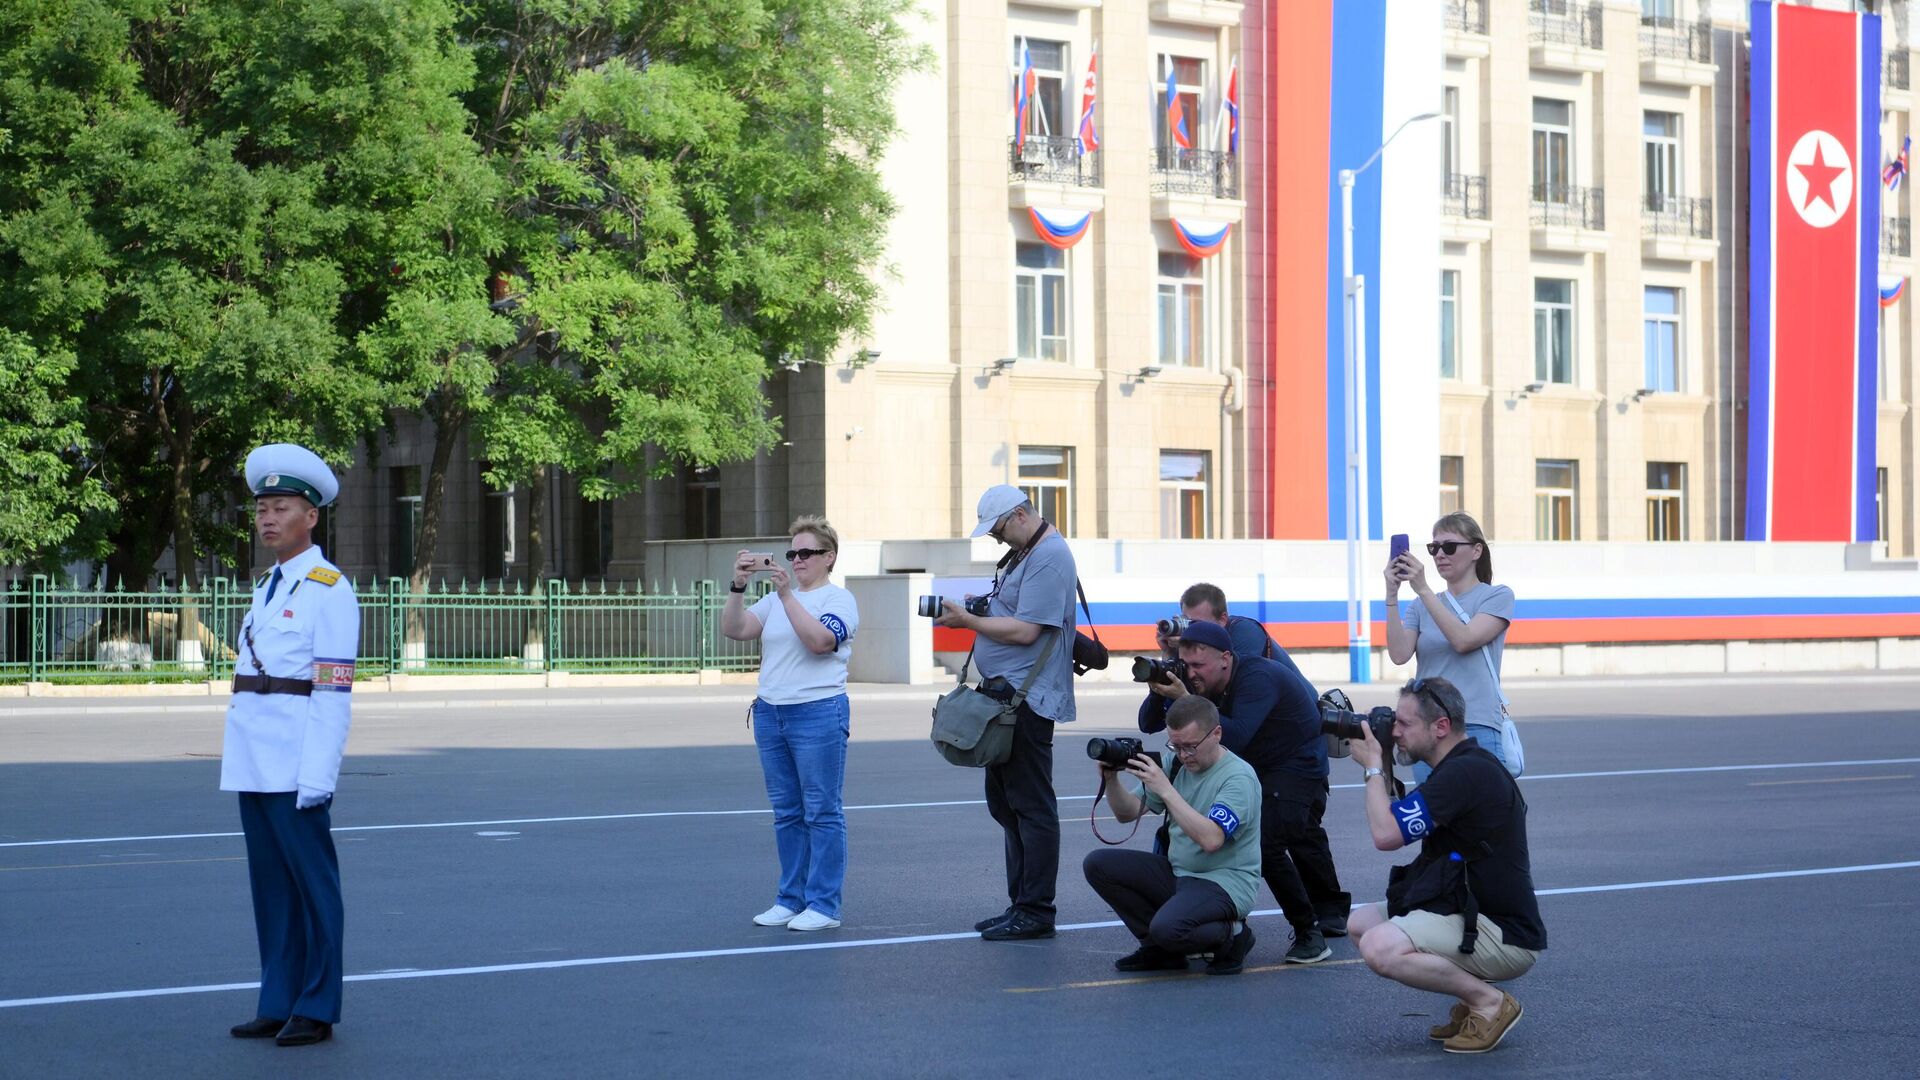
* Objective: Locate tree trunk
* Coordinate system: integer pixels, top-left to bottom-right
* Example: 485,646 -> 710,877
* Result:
405,395 -> 467,660
522,467 -> 549,664
163,404 -> 204,670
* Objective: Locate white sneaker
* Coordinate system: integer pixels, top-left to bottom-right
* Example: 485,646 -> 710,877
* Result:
752,904 -> 800,927
787,909 -> 841,932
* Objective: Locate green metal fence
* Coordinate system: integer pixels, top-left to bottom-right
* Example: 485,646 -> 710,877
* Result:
0,575 -> 765,684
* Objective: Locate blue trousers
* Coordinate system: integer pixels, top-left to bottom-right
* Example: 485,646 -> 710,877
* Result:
237,792 -> 344,1023
751,695 -> 850,918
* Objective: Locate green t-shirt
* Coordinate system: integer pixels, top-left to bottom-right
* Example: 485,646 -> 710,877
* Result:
1140,746 -> 1263,916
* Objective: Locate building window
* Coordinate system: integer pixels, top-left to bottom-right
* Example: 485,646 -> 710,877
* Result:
390,466 -> 422,578
1155,54 -> 1206,151
1533,278 -> 1576,384
1441,86 -> 1459,183
684,466 -> 720,540
1880,466 -> 1892,543
1015,240 -> 1069,362
577,495 -> 613,579
481,481 -> 516,581
1156,252 -> 1205,367
1017,446 -> 1074,536
312,506 -> 336,563
1647,462 -> 1686,541
1531,98 -> 1573,203
1880,306 -> 1892,403
1440,270 -> 1460,379
1013,38 -> 1068,141
1535,459 -> 1578,540
1643,111 -> 1682,210
1642,0 -> 1677,21
1643,285 -> 1682,392
1440,456 -> 1465,516
1159,450 -> 1211,539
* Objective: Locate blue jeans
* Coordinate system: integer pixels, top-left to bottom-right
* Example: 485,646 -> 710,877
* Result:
751,694 -> 850,918
1411,723 -> 1508,786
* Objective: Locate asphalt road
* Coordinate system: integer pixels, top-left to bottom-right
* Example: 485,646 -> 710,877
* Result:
2,673 -> 1917,1078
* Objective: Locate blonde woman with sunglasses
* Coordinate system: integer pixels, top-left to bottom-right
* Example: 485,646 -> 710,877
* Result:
1382,512 -> 1514,775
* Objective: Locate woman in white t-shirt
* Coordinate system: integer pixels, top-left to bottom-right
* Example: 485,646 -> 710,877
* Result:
1383,511 -> 1516,775
720,515 -> 860,932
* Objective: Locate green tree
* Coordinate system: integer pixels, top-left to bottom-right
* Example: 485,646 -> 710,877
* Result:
0,331 -> 112,567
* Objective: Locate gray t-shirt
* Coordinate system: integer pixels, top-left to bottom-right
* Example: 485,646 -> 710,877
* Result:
1400,583 -> 1515,730
972,527 -> 1077,723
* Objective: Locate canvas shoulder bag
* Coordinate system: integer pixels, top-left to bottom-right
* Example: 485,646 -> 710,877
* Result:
930,630 -> 1059,768
1440,590 -> 1525,777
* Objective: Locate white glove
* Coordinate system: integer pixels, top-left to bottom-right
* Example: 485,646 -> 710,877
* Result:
296,786 -> 332,810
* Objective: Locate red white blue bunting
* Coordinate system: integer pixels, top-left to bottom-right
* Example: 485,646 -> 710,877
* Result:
1880,273 -> 1906,308
1029,206 -> 1094,250
1173,217 -> 1232,258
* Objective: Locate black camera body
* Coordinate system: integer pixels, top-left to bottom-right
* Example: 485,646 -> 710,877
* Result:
918,594 -> 992,618
1130,655 -> 1188,684
1318,689 -> 1405,796
1087,736 -> 1148,770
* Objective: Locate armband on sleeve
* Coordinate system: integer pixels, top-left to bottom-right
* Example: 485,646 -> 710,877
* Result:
1390,791 -> 1433,845
1206,802 -> 1242,838
818,612 -> 850,646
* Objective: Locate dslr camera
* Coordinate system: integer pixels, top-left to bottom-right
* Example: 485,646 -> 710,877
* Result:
1318,688 -> 1407,794
1156,615 -> 1191,637
918,594 -> 991,618
1086,736 -> 1149,770
1130,655 -> 1188,685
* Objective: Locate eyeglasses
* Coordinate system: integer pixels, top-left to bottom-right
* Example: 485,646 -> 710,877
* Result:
785,547 -> 832,562
1167,727 -> 1218,757
1426,540 -> 1477,556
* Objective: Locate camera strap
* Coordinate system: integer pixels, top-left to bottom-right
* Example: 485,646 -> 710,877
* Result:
1151,755 -> 1184,856
1089,772 -> 1144,846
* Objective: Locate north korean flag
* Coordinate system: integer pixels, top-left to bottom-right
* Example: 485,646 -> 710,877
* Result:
1748,1 -> 1881,541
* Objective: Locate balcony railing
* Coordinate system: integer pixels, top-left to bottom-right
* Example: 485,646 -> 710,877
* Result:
1640,17 -> 1712,63
1531,183 -> 1605,230
1889,50 -> 1911,92
1885,216 -> 1912,258
1008,135 -> 1102,188
1445,0 -> 1488,35
1444,173 -> 1490,220
1643,194 -> 1713,239
1151,147 -> 1241,200
1531,0 -> 1603,50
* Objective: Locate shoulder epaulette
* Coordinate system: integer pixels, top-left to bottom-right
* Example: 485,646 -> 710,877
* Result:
305,567 -> 342,587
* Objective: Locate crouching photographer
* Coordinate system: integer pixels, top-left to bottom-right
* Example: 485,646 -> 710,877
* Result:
1082,697 -> 1261,975
1347,677 -> 1547,1055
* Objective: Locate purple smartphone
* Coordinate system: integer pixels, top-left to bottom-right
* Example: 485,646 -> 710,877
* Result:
1389,533 -> 1410,563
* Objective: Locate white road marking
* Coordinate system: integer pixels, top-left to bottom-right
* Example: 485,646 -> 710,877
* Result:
6,758 -> 1919,850
3,859 -> 1915,1010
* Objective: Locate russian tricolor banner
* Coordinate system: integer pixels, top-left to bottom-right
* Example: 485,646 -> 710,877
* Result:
1748,1 -> 1880,542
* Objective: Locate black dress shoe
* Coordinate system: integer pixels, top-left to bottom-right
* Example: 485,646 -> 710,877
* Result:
980,912 -> 1055,941
973,908 -> 1016,933
1206,923 -> 1256,976
1114,944 -> 1189,972
230,1017 -> 288,1039
275,1016 -> 332,1046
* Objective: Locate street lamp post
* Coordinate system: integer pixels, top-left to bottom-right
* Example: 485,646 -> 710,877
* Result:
1339,111 -> 1439,684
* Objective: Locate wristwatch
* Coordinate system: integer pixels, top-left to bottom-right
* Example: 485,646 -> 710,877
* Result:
728,582 -> 748,593
1362,767 -> 1384,781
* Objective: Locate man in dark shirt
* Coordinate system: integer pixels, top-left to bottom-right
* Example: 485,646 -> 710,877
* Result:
1137,620 -> 1348,962
1164,582 -> 1302,679
1347,677 -> 1546,1055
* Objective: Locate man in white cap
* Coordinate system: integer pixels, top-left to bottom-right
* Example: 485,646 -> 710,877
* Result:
223,443 -> 359,1047
934,484 -> 1077,940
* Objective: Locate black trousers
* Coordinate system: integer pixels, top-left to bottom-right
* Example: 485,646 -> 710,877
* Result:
984,702 -> 1059,921
1082,848 -> 1236,954
1260,770 -> 1350,932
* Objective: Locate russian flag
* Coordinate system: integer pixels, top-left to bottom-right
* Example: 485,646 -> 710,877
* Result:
1884,134 -> 1910,191
1077,48 -> 1099,154
1014,40 -> 1036,152
1221,58 -> 1240,155
1748,1 -> 1880,542
1166,68 -> 1191,150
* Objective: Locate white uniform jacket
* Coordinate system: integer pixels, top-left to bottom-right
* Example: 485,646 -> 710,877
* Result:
220,546 -> 360,793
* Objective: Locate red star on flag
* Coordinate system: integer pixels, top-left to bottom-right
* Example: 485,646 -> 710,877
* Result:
1796,143 -> 1848,211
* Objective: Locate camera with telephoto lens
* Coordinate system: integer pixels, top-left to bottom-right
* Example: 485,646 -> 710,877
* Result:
1156,615 -> 1191,637
918,594 -> 991,618
1086,736 -> 1148,770
1130,655 -> 1188,684
1318,688 -> 1408,794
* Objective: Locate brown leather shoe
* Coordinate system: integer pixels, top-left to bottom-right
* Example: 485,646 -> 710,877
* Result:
1428,1003 -> 1470,1041
1443,992 -> 1523,1054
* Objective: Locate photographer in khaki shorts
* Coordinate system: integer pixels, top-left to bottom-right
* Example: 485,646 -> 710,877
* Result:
1347,678 -> 1546,1054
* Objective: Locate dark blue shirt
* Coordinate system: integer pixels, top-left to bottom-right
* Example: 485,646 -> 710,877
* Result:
1139,653 -> 1327,778
1222,614 -> 1310,684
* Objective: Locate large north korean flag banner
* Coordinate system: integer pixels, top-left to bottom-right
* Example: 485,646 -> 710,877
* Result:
1749,2 -> 1881,541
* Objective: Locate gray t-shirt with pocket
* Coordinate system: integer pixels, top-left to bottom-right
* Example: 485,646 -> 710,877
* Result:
1400,583 -> 1514,729
972,527 -> 1077,723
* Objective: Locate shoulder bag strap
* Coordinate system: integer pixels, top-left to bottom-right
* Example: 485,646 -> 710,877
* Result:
1007,628 -> 1060,708
1075,578 -> 1103,646
1440,591 -> 1508,711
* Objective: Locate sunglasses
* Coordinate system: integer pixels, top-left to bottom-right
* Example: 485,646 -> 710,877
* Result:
1426,540 -> 1477,556
785,547 -> 832,562
1403,678 -> 1451,726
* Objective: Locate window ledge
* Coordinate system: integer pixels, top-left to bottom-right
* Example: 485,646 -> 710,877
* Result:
1149,0 -> 1241,29
1009,363 -> 1104,385
1440,382 -> 1492,402
1638,392 -> 1711,412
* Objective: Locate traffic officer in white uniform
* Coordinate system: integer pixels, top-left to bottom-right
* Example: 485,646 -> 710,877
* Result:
223,444 -> 359,1047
